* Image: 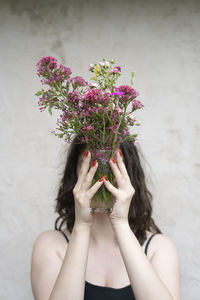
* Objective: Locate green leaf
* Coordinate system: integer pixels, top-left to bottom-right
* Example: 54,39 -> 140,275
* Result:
131,72 -> 135,87
123,135 -> 133,141
48,106 -> 52,116
35,91 -> 42,96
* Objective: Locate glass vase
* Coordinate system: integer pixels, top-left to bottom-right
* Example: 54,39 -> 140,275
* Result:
90,148 -> 117,213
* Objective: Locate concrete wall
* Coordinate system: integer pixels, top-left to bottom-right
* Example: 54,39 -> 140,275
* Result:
0,0 -> 199,298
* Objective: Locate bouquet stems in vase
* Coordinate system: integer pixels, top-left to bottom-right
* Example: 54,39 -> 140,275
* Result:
35,56 -> 144,213
90,149 -> 116,213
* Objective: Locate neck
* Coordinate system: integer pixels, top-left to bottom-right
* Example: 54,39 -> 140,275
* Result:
90,213 -> 118,248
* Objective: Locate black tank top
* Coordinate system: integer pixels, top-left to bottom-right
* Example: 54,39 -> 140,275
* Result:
58,229 -> 159,300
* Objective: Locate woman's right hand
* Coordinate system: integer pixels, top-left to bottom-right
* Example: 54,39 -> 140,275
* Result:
73,150 -> 104,228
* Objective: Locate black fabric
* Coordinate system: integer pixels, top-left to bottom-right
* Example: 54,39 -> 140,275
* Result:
59,229 -> 69,243
57,229 -> 159,300
144,233 -> 158,255
85,281 -> 134,300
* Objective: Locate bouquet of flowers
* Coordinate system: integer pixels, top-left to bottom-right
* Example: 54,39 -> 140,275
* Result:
35,56 -> 144,211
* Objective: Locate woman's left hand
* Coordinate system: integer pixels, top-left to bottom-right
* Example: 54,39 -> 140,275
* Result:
103,148 -> 135,225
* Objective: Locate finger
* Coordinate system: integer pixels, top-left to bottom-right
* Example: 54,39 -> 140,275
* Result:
84,159 -> 100,190
87,179 -> 104,199
115,149 -> 130,180
102,176 -> 118,197
76,150 -> 91,189
109,155 -> 123,187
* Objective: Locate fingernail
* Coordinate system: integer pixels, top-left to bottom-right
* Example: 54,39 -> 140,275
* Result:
119,149 -> 122,157
98,177 -> 104,182
111,157 -> 116,164
84,150 -> 89,157
92,160 -> 97,167
104,175 -> 108,181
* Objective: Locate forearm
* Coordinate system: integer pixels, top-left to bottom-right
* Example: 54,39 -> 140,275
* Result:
112,221 -> 173,300
49,222 -> 91,300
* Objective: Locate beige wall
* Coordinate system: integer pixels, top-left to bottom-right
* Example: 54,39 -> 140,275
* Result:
0,0 -> 199,299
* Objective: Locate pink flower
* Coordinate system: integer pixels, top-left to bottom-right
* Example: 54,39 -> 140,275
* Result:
110,91 -> 124,96
67,91 -> 82,108
78,100 -> 83,108
82,109 -> 90,117
83,89 -> 110,104
121,128 -> 130,136
59,64 -> 72,77
37,90 -> 57,112
70,76 -> 88,87
88,63 -> 94,71
109,68 -> 120,74
83,124 -> 94,130
108,124 -> 118,133
132,100 -> 144,110
36,56 -> 72,86
118,85 -> 138,98
129,116 -> 135,124
36,56 -> 57,72
112,85 -> 139,105
36,56 -> 58,78
35,57 -> 144,150
98,62 -> 104,66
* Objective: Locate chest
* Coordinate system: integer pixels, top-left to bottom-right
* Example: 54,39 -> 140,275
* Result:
85,245 -> 131,288
85,240 -> 153,289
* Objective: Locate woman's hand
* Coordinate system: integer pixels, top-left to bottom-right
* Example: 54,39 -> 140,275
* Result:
73,150 -> 104,228
103,149 -> 135,225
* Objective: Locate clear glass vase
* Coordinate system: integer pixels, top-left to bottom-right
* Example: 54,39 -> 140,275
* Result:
90,148 -> 117,213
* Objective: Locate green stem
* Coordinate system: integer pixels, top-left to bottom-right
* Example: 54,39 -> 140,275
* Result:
112,103 -> 128,149
103,115 -> 105,147
125,108 -> 134,116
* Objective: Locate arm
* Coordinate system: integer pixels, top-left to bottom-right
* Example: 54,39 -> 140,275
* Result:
103,149 -> 181,299
112,221 -> 181,300
31,149 -> 103,300
31,223 -> 91,300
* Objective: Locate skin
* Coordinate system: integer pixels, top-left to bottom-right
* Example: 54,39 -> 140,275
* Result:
76,148 -> 121,248
73,148 -> 154,255
76,147 -> 137,245
31,148 -> 181,300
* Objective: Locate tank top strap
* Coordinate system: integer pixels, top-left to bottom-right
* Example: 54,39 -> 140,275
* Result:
58,229 -> 69,243
144,233 -> 159,255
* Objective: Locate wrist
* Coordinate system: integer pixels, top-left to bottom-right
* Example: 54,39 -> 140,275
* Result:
74,221 -> 92,232
110,218 -> 130,230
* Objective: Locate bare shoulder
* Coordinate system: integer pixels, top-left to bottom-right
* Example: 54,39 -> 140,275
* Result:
31,229 -> 64,274
31,230 -> 68,299
149,233 -> 182,300
32,229 -> 69,260
149,232 -> 180,258
32,229 -> 66,247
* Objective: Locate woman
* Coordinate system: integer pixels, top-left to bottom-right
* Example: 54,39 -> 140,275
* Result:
31,135 -> 181,300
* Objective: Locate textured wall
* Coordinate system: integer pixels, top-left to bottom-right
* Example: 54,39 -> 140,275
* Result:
0,0 -> 199,299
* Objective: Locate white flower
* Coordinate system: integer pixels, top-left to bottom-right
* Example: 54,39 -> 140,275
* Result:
98,62 -> 104,66
129,116 -> 135,124
90,82 -> 98,87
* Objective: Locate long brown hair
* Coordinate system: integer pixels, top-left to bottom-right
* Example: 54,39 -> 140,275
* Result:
54,134 -> 162,246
